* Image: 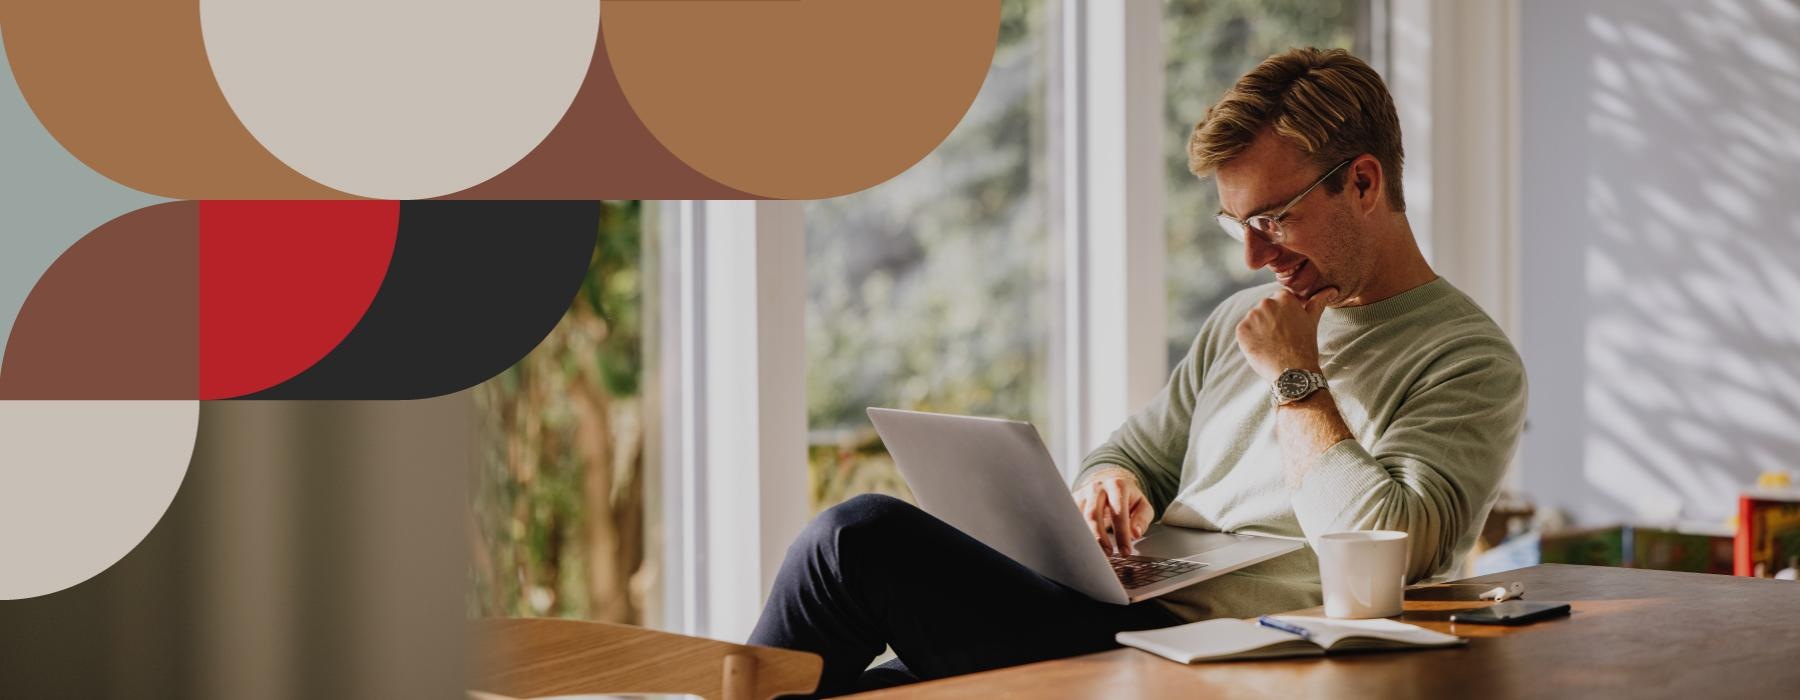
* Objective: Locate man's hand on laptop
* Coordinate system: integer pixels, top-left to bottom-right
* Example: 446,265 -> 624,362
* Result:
1074,467 -> 1153,556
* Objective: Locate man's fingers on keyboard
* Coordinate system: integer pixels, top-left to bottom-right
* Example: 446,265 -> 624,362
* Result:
1093,488 -> 1118,554
1130,500 -> 1152,540
1081,487 -> 1114,553
1103,481 -> 1132,554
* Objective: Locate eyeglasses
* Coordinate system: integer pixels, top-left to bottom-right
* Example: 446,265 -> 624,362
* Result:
1214,158 -> 1354,246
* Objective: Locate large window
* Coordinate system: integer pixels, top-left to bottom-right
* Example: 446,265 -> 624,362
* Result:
462,2 -> 1392,636
469,201 -> 655,625
1163,0 -> 1373,366
804,0 -> 1056,512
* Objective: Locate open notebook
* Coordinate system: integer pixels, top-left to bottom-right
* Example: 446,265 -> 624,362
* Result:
1116,615 -> 1466,663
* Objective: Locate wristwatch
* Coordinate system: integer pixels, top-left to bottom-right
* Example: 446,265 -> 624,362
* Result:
1271,368 -> 1327,405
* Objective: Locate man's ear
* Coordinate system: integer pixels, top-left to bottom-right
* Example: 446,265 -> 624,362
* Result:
1351,155 -> 1383,216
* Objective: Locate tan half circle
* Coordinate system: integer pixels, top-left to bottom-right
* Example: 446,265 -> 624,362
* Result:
0,0 -> 346,199
602,0 -> 1000,200
200,0 -> 598,200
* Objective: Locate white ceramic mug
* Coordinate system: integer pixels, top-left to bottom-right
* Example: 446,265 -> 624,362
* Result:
1316,530 -> 1409,618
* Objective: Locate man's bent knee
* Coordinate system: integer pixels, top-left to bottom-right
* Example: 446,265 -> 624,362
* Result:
796,493 -> 920,557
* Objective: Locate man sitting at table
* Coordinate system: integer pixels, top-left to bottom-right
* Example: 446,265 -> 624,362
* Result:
749,47 -> 1527,696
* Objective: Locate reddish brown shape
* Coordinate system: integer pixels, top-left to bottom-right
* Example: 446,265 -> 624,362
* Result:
446,27 -> 753,200
0,202 -> 199,399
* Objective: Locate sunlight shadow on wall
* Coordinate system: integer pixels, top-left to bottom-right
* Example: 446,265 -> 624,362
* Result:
1567,0 -> 1800,524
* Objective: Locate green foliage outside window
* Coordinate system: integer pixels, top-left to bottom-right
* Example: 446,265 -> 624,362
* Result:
469,201 -> 650,624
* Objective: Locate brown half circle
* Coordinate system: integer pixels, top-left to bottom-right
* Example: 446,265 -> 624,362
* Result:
1,1 -> 347,199
0,202 -> 199,399
602,0 -> 1001,200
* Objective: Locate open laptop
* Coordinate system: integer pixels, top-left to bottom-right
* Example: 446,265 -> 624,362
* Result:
867,407 -> 1303,605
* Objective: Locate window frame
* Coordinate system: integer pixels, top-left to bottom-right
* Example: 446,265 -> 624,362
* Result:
653,200 -> 808,640
1050,0 -> 1170,480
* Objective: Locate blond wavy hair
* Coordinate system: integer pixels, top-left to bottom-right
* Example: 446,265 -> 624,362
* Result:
1188,47 -> 1405,211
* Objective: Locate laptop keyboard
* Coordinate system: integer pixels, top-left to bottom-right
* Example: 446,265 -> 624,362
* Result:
1109,554 -> 1207,588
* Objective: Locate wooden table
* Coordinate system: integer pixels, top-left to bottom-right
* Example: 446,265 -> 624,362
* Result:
851,564 -> 1800,699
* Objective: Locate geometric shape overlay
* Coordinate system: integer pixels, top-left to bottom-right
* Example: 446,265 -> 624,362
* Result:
603,0 -> 1001,199
0,30 -> 169,376
199,0 -> 599,200
446,26 -> 754,200
0,400 -> 197,599
199,200 -> 401,399
1,0 -> 345,199
0,202 -> 199,399
244,201 -> 599,399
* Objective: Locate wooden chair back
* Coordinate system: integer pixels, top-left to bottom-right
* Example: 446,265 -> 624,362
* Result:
470,617 -> 821,700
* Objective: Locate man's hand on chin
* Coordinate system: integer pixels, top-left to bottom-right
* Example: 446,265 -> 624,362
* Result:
1235,286 -> 1338,379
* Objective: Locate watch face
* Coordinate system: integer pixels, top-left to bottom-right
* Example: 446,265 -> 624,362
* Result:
1276,369 -> 1313,399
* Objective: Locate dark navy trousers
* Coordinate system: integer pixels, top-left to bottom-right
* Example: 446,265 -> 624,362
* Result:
748,494 -> 1180,697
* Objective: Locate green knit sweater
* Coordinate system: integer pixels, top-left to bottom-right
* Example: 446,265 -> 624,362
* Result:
1079,277 -> 1527,622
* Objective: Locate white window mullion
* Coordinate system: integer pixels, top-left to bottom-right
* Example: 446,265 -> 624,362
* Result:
1053,0 -> 1087,480
654,200 -> 701,636
1058,0 -> 1166,479
749,199 -> 807,624
658,200 -> 806,641
1391,0 -> 1520,338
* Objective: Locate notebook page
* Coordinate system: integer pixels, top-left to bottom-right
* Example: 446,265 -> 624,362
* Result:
1263,615 -> 1464,651
1116,619 -> 1322,663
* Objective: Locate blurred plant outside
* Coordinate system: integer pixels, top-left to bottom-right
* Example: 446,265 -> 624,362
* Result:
1164,0 -> 1367,366
470,201 -> 650,624
806,0 -> 1051,513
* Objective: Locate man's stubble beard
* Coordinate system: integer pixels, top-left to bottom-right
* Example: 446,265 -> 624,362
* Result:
1318,203 -> 1373,304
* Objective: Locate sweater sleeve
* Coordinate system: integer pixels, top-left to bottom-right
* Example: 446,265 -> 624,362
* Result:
1074,297 -> 1239,518
1291,341 -> 1528,582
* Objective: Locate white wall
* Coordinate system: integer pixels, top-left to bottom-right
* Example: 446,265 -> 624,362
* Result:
1520,0 -> 1800,525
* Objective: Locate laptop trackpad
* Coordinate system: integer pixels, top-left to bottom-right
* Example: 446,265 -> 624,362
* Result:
1132,524 -> 1247,561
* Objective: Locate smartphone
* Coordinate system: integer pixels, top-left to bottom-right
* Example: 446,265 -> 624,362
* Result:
1449,600 -> 1571,625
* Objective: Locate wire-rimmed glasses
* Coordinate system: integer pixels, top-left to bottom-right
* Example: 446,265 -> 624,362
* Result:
1214,158 -> 1354,246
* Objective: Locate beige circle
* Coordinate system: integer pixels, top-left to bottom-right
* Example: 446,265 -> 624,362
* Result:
0,400 -> 197,599
200,0 -> 598,199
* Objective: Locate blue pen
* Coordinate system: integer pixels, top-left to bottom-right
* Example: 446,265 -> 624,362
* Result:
1257,615 -> 1314,640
